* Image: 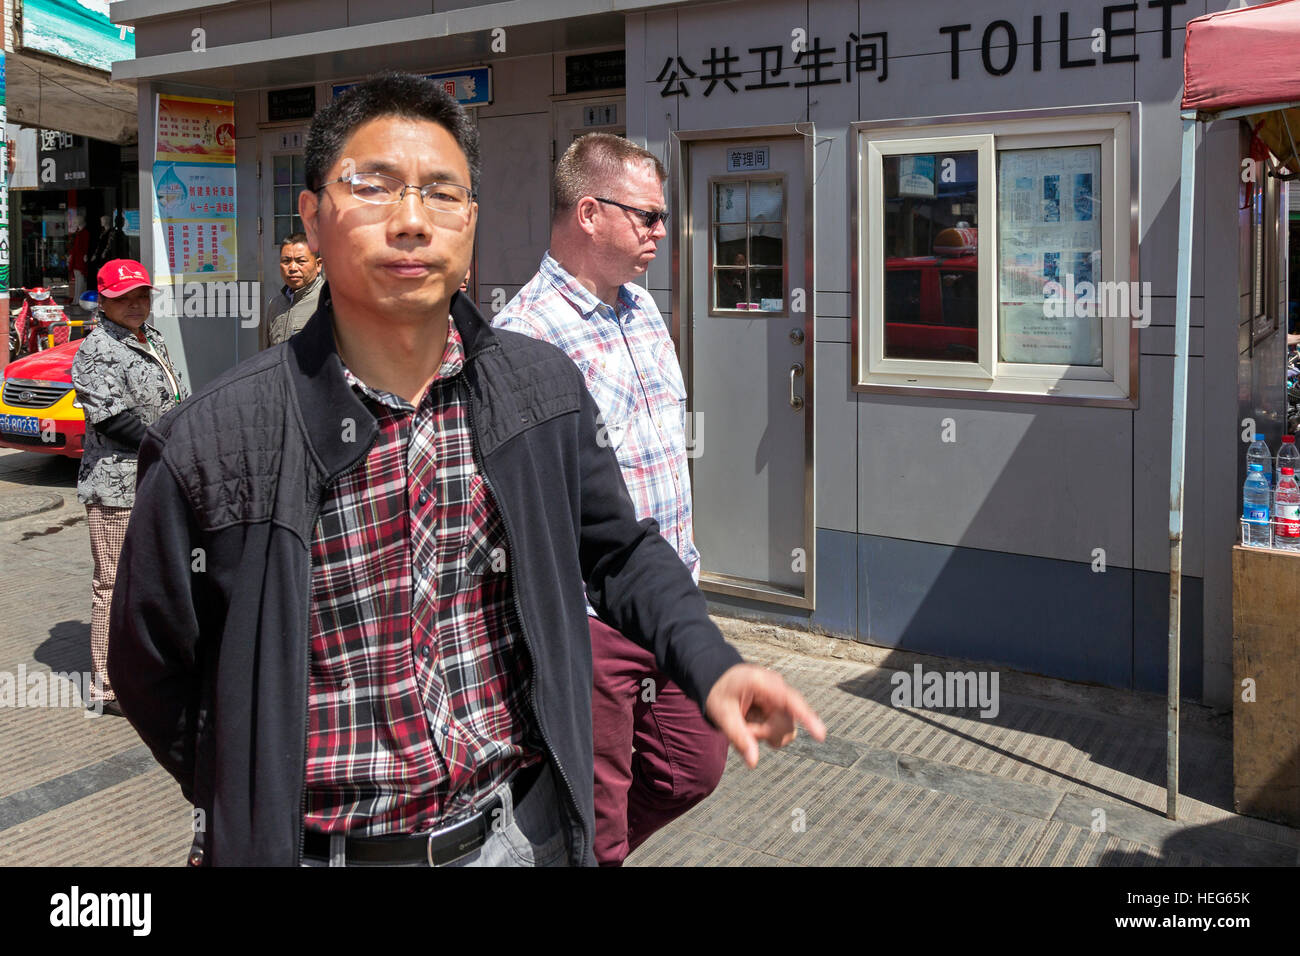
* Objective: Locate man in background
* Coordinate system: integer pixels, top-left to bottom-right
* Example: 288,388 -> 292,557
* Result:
260,232 -> 324,348
494,134 -> 726,865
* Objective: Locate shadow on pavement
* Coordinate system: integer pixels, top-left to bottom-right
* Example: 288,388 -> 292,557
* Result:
0,450 -> 78,489
34,620 -> 94,676
835,659 -> 1233,814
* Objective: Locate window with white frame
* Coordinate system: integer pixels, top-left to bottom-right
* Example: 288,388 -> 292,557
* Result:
852,109 -> 1136,404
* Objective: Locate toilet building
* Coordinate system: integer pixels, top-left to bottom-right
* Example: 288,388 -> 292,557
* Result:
113,0 -> 1288,709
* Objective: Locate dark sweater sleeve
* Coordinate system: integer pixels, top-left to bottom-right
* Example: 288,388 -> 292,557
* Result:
108,429 -> 203,800
93,409 -> 147,449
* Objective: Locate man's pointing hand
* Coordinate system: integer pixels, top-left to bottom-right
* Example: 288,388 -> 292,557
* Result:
704,663 -> 826,768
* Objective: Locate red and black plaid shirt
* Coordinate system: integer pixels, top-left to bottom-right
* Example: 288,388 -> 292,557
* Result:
303,322 -> 541,835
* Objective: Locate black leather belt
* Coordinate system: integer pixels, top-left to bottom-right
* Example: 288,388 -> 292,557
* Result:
303,761 -> 544,866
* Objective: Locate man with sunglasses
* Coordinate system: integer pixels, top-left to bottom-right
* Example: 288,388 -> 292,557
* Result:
110,77 -> 823,868
494,134 -> 726,866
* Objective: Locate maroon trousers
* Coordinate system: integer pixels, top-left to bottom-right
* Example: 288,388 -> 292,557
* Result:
588,616 -> 728,866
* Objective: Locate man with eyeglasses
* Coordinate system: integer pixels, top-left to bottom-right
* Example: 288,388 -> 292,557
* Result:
493,133 -> 723,866
109,74 -> 822,868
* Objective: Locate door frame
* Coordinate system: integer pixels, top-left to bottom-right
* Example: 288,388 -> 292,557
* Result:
671,124 -> 816,610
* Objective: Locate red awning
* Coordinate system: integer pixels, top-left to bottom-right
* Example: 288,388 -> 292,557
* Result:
1183,0 -> 1300,169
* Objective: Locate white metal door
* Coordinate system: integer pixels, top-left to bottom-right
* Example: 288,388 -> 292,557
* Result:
680,131 -> 814,608
259,128 -> 309,296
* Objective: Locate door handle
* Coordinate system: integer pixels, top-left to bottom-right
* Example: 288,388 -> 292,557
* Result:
789,363 -> 804,411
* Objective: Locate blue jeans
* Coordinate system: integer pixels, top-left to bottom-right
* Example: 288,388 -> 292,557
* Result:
301,763 -> 570,867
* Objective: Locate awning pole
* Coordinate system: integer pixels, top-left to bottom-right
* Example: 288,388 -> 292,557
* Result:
1167,114 -> 1198,820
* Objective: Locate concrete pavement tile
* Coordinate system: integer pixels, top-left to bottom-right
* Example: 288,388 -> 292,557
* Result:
0,744 -> 159,830
1052,791 -> 1297,865
779,732 -> 862,767
0,766 -> 190,867
894,752 -> 1065,821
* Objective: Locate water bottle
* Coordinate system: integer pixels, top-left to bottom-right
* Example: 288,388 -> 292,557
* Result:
1243,463 -> 1272,548
1247,433 -> 1273,486
1273,467 -> 1300,552
1277,435 -> 1299,482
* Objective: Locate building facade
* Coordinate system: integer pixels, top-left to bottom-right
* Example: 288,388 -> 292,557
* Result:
113,0 -> 1292,709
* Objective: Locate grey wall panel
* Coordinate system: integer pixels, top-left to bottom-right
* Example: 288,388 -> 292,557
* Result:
812,527 -> 856,636
671,0 -> 818,70
641,103 -> 676,295
816,316 -> 849,343
347,1 -> 435,26
475,111 -> 552,290
857,397 -> 1135,566
815,291 -> 850,317
856,533 -> 1135,689
475,54 -> 553,118
199,2 -> 272,45
134,13 -> 198,58
1141,325 -> 1205,357
809,76 -> 855,301
641,6 -> 676,64
1146,295 -> 1203,328
816,342 -> 857,533
674,71 -> 807,130
1133,570 -> 1203,698
1132,354 -> 1205,576
271,0 -> 347,37
1136,28 -> 1203,301
854,43 -> 1133,124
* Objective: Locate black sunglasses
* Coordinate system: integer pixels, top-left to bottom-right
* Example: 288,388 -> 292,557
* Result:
594,197 -> 670,229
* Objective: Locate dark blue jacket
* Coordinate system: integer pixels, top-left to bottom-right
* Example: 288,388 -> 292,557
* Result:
108,289 -> 742,866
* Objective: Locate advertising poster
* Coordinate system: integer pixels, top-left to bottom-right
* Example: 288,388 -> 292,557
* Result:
997,146 -> 1103,366
0,52 -> 8,294
155,95 -> 237,281
19,0 -> 135,73
156,95 -> 235,164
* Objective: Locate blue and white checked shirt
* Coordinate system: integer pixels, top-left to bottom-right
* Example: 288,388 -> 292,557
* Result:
493,254 -> 699,607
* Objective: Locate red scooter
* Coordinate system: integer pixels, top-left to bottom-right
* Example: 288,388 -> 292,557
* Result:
7,286 -> 88,358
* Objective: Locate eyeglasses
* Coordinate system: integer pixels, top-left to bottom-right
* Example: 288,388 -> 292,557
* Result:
594,197 -> 670,229
315,172 -> 476,216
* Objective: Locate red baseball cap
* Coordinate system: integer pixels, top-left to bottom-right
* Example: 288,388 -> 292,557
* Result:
98,259 -> 153,298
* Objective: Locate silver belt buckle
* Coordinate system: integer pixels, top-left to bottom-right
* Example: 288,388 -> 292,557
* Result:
425,808 -> 484,867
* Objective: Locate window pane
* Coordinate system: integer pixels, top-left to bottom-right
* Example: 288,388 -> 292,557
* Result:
292,154 -> 306,186
275,216 -> 295,244
714,269 -> 746,309
997,145 -> 1103,366
749,224 -> 783,266
751,269 -> 783,311
273,155 -> 292,186
882,151 -> 979,362
715,182 -> 746,223
275,186 -> 292,216
715,224 -> 748,268
749,180 -> 783,221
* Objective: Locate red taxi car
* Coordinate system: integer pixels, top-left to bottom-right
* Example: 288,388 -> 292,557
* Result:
884,254 -> 978,362
0,341 -> 88,457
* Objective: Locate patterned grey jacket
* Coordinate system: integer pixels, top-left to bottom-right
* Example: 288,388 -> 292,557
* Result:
72,316 -> 189,507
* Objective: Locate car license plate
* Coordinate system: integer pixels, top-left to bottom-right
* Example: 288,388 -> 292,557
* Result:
0,414 -> 41,436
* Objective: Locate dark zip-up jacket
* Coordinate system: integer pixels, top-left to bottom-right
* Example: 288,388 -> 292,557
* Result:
108,289 -> 743,866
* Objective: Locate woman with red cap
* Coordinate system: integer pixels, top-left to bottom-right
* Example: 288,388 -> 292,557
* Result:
71,259 -> 189,717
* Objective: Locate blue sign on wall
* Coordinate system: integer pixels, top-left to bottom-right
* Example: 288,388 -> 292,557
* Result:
333,67 -> 492,107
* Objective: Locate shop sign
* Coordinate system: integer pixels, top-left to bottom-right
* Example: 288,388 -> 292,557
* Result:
726,146 -> 770,172
333,67 -> 492,107
268,86 -> 316,122
655,3 -> 1184,97
36,129 -> 90,188
566,51 -> 625,94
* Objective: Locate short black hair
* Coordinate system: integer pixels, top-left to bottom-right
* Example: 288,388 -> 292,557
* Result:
279,231 -> 312,250
304,71 -> 480,195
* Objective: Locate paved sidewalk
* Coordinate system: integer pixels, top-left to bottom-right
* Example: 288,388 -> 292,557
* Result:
1,446 -> 1296,867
